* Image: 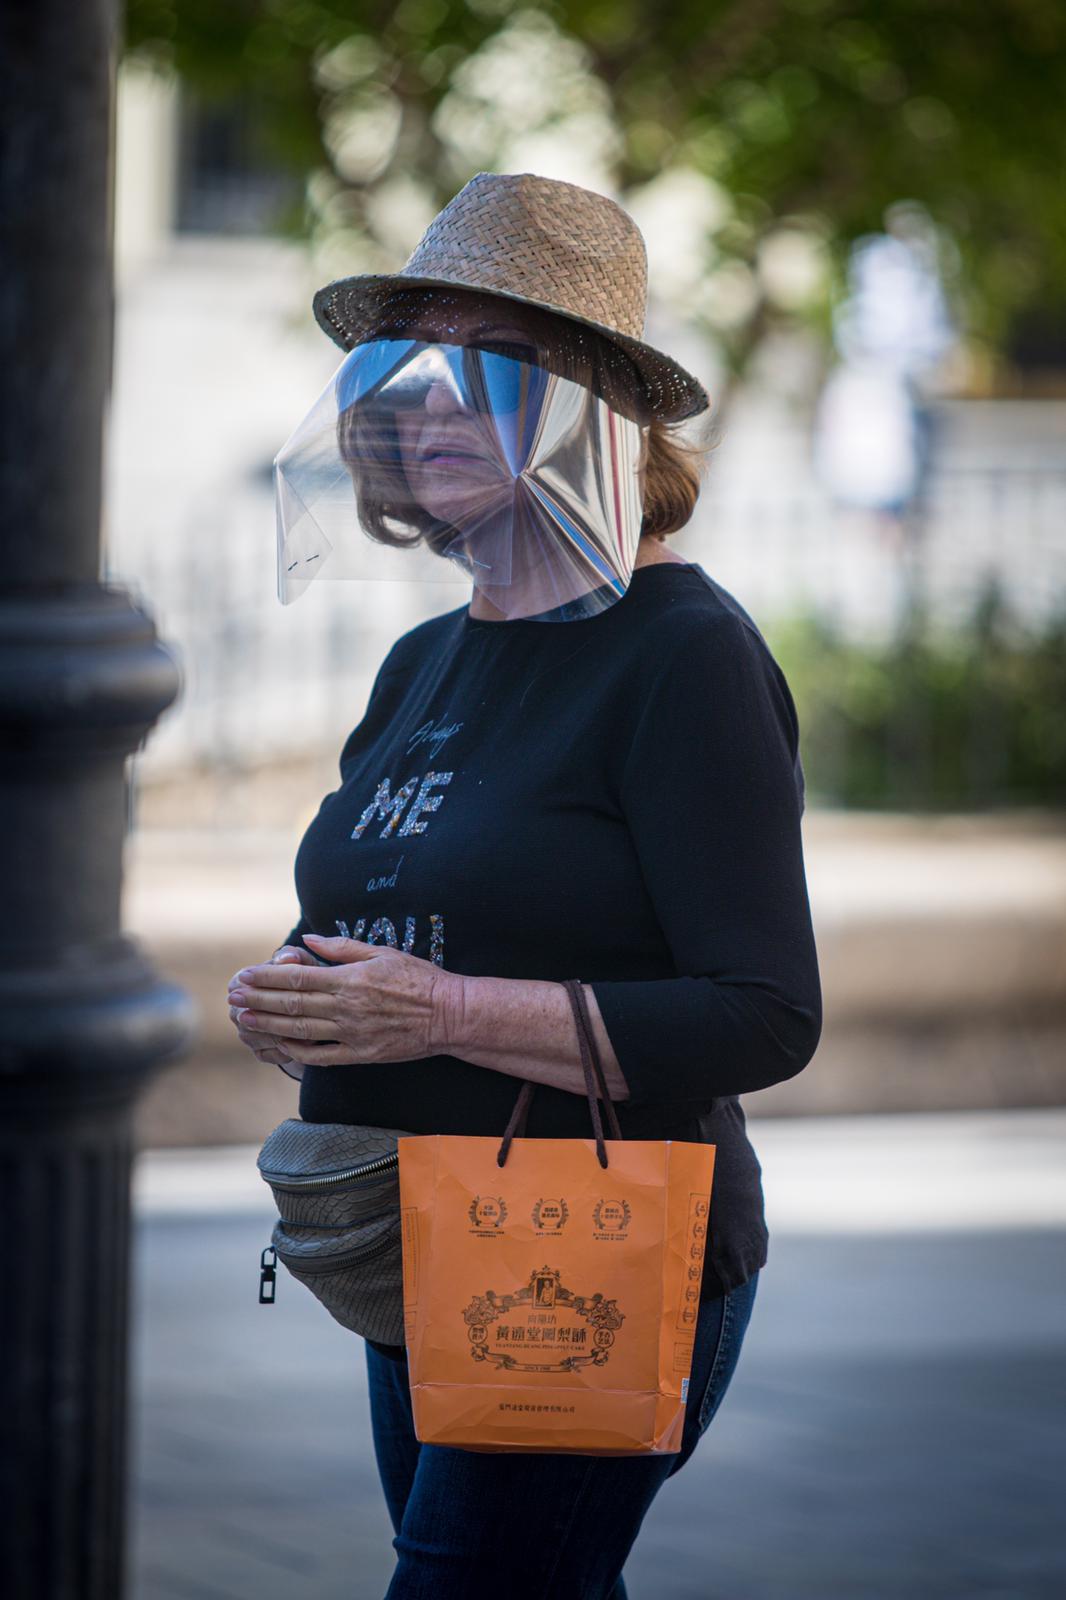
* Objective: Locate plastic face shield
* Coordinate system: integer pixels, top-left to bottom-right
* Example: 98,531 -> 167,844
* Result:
274,316 -> 651,621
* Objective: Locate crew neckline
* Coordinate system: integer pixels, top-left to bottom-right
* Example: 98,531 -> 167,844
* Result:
460,560 -> 700,629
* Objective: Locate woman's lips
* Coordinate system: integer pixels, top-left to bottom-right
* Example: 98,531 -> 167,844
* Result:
418,433 -> 490,461
421,448 -> 491,465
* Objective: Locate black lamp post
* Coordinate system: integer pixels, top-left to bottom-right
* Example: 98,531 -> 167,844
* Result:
0,3 -> 197,1595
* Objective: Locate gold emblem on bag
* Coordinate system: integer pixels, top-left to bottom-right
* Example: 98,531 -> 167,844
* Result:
461,1265 -> 625,1372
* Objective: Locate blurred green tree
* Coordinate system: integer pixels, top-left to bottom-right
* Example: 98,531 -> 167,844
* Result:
124,0 -> 1066,387
767,582 -> 1066,810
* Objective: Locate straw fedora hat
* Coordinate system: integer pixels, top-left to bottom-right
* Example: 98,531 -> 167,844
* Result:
311,171 -> 710,423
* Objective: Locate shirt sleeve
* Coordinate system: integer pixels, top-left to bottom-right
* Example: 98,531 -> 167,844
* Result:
589,611 -> 822,1109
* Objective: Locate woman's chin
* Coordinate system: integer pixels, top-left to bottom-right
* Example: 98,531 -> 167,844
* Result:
422,497 -> 492,527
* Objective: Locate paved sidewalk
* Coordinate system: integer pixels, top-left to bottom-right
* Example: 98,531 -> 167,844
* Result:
129,1110 -> 1066,1599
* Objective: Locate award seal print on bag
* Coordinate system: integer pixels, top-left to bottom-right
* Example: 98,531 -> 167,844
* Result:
531,1197 -> 570,1233
468,1195 -> 508,1232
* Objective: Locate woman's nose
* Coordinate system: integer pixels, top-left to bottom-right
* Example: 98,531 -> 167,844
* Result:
423,372 -> 468,415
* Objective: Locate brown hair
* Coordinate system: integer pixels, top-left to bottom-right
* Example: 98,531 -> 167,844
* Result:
337,400 -> 439,553
638,417 -> 713,540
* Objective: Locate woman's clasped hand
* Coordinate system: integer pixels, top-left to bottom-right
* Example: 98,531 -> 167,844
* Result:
226,934 -> 458,1068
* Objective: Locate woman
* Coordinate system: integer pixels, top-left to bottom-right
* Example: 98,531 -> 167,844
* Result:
228,172 -> 821,1599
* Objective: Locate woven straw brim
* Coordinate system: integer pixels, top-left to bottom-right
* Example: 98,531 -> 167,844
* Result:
312,274 -> 711,424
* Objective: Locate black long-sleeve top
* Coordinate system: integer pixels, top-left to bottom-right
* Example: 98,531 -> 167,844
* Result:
278,561 -> 822,1300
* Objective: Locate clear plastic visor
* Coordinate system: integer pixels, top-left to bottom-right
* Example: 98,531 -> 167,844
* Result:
275,333 -> 649,621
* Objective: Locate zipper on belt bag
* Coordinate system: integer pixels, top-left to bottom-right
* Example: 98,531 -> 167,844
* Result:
261,1149 -> 399,1191
258,1149 -> 401,1302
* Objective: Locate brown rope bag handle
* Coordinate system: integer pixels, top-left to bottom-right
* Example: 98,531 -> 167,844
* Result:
497,979 -> 623,1170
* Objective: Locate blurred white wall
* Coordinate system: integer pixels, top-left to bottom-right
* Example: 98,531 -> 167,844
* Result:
114,59 -> 179,277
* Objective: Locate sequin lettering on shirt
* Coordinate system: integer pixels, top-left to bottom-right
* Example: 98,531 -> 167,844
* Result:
334,913 -> 445,965
351,776 -> 420,840
397,771 -> 453,837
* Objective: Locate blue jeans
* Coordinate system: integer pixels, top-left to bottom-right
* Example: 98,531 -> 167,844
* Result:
365,1270 -> 760,1599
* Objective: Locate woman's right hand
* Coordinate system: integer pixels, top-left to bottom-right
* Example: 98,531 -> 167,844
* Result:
226,944 -> 320,1069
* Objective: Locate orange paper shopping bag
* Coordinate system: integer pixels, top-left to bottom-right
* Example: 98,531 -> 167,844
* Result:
397,980 -> 715,1456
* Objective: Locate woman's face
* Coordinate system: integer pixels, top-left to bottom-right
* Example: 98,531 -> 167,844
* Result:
390,297 -> 544,535
372,292 -> 639,617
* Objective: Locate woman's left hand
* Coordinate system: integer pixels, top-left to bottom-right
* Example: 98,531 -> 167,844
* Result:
226,934 -> 459,1066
